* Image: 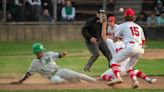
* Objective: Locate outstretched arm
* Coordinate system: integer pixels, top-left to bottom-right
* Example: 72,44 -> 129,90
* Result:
10,72 -> 31,84
101,14 -> 109,41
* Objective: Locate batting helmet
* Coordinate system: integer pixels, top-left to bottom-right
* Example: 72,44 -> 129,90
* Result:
124,8 -> 135,17
32,43 -> 46,54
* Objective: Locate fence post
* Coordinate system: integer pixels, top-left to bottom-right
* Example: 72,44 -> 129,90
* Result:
2,0 -> 6,22
102,0 -> 107,10
52,0 -> 57,21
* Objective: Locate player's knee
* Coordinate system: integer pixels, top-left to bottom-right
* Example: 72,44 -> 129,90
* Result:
101,75 -> 113,81
100,74 -> 105,80
78,73 -> 86,77
110,61 -> 114,66
51,76 -> 65,84
93,53 -> 100,57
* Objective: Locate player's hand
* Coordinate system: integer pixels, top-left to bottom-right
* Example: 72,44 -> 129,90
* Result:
60,51 -> 68,57
10,81 -> 22,84
90,37 -> 97,44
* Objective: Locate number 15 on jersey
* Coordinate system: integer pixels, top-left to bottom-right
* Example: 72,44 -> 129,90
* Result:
130,27 -> 139,37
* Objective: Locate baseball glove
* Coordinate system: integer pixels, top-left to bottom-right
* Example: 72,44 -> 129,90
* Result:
99,13 -> 107,23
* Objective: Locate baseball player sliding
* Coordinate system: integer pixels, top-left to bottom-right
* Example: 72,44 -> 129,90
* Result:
100,15 -> 157,85
10,43 -> 96,84
100,8 -> 153,88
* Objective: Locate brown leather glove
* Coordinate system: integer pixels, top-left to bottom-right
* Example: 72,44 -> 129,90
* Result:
99,13 -> 107,23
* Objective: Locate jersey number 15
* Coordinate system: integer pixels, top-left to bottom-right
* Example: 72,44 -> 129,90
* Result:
130,27 -> 139,36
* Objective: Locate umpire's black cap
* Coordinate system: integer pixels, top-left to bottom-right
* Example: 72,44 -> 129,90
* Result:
97,9 -> 106,13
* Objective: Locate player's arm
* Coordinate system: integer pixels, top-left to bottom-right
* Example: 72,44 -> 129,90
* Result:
48,51 -> 68,59
10,72 -> 31,84
113,26 -> 122,42
101,15 -> 109,41
10,60 -> 37,84
141,28 -> 146,45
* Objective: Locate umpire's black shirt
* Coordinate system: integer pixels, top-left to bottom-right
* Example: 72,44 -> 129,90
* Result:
81,16 -> 102,42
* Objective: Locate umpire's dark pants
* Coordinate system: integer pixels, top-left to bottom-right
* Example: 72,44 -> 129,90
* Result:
84,40 -> 112,69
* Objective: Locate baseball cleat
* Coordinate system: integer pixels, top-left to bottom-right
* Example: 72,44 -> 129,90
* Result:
147,78 -> 157,84
132,81 -> 139,88
83,65 -> 91,72
107,78 -> 123,86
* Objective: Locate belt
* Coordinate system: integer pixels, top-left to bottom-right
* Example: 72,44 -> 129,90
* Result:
51,66 -> 61,75
129,41 -> 135,44
129,41 -> 143,46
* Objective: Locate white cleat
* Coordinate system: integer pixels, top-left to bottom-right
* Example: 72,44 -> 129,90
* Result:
132,81 -> 140,88
107,78 -> 123,86
148,79 -> 157,84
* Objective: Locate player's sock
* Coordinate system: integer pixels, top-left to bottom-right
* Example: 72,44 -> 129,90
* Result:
127,69 -> 138,82
102,75 -> 113,81
111,64 -> 121,78
135,70 -> 151,82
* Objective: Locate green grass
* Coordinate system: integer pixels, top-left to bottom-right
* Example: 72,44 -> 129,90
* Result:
0,55 -> 164,77
145,40 -> 164,49
0,40 -> 164,55
0,40 -> 164,91
135,59 -> 164,76
0,89 -> 164,92
0,41 -> 85,55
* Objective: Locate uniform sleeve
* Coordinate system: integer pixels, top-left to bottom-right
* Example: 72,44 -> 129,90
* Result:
105,39 -> 116,57
114,25 -> 122,37
47,51 -> 60,60
27,59 -> 38,75
69,7 -> 76,18
81,21 -> 92,41
140,28 -> 146,45
114,25 -> 120,34
61,7 -> 67,18
107,27 -> 111,35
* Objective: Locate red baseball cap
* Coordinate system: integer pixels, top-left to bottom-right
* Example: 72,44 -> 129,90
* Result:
124,8 -> 135,17
108,16 -> 115,22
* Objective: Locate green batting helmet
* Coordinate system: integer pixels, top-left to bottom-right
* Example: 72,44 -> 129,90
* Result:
32,43 -> 46,54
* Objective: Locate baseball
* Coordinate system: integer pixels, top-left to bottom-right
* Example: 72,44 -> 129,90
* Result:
119,8 -> 124,12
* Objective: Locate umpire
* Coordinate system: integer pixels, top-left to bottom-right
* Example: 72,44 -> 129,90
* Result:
81,9 -> 112,72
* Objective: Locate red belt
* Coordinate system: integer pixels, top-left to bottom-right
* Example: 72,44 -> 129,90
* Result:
129,41 -> 135,44
129,41 -> 143,46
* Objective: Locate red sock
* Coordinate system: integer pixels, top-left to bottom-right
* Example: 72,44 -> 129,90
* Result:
111,64 -> 120,78
136,70 -> 147,79
127,69 -> 137,81
102,75 -> 113,81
